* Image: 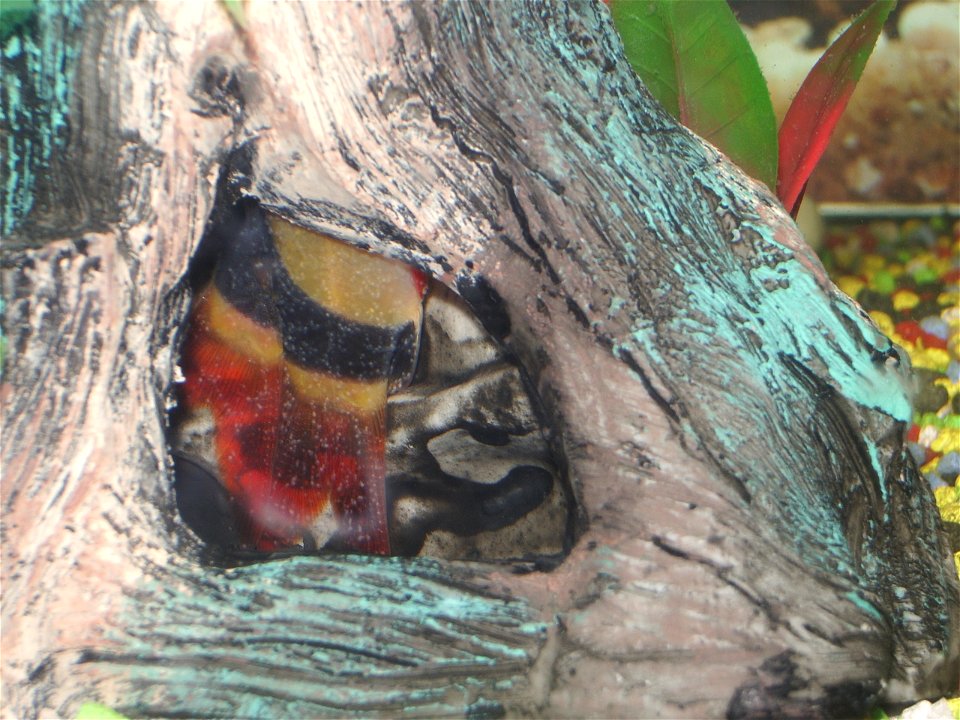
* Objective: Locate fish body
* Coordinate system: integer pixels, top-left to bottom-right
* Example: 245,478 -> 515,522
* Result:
176,200 -> 425,554
172,199 -> 570,559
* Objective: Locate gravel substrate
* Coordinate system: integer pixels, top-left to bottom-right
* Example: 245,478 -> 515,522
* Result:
818,214 -> 960,576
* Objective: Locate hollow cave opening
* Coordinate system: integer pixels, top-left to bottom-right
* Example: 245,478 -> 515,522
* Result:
167,192 -> 575,566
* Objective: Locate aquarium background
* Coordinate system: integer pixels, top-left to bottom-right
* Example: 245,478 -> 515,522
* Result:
735,0 -> 958,204
735,0 -> 960,661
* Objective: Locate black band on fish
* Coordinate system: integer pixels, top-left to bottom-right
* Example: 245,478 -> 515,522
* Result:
211,198 -> 282,326
272,270 -> 418,380
209,200 -> 419,381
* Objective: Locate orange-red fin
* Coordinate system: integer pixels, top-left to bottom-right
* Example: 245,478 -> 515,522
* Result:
325,405 -> 390,555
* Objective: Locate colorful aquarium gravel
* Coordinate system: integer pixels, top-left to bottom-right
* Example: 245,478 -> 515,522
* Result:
818,214 -> 960,577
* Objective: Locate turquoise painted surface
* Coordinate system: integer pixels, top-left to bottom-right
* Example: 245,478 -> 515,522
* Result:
846,591 -> 885,623
0,0 -> 85,236
591,58 -> 917,594
606,156 -> 915,587
103,555 -> 543,717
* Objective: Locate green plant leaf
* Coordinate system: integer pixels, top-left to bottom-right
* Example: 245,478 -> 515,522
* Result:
221,0 -> 246,28
609,0 -> 778,190
0,0 -> 37,42
75,703 -> 129,720
777,0 -> 895,217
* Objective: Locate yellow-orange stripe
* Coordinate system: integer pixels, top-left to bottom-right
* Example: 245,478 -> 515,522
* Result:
206,285 -> 387,415
269,215 -> 422,329
206,286 -> 284,365
285,362 -> 387,415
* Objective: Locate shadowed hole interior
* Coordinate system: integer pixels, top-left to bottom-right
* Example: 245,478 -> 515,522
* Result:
168,195 -> 574,564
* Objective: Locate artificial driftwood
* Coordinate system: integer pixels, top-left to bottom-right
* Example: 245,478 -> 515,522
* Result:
1,2 -> 957,718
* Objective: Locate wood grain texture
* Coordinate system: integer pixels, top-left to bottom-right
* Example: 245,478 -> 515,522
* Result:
2,2 -> 957,718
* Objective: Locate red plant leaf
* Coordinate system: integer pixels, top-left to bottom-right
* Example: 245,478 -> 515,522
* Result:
777,0 -> 895,217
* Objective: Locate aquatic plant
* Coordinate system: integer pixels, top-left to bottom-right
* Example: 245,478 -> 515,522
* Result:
609,0 -> 894,218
